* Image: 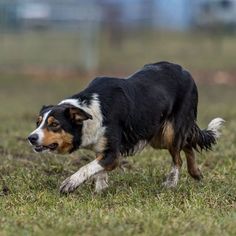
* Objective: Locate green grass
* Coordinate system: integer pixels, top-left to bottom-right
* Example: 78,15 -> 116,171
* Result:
0,75 -> 236,236
1,31 -> 236,71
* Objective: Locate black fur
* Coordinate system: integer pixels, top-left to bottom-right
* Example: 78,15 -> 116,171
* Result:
35,61 -> 219,168
67,61 -> 218,166
39,104 -> 85,153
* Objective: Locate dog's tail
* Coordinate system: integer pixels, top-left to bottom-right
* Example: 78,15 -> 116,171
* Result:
188,118 -> 225,151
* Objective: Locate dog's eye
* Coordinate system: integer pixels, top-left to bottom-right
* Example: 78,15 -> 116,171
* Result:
49,121 -> 60,129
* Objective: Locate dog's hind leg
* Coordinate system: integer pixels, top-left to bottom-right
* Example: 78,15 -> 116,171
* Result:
163,149 -> 183,188
183,147 -> 203,180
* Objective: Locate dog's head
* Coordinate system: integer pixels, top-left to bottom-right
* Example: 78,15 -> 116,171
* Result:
28,103 -> 92,154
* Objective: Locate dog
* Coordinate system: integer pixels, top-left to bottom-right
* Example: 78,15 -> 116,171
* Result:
28,61 -> 224,193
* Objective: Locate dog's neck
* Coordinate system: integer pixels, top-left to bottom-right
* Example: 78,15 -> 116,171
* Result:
59,94 -> 106,152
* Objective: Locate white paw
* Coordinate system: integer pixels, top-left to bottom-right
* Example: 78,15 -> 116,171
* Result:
162,167 -> 179,188
60,160 -> 104,194
162,179 -> 178,188
95,180 -> 108,193
60,169 -> 87,193
60,175 -> 83,193
94,172 -> 109,193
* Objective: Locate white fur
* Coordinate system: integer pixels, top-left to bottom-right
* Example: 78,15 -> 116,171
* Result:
29,110 -> 51,144
207,117 -> 225,139
59,94 -> 106,151
59,99 -> 79,108
94,171 -> 109,192
132,140 -> 147,155
163,166 -> 179,188
60,159 -> 104,193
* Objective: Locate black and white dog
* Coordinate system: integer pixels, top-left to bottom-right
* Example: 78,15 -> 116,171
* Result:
28,61 -> 224,193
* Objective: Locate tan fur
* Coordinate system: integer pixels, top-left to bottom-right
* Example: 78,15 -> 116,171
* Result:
184,147 -> 203,180
96,154 -> 104,161
94,136 -> 107,153
47,116 -> 56,125
150,121 -> 175,149
103,160 -> 119,171
169,149 -> 183,167
42,129 -> 73,154
163,122 -> 174,147
69,108 -> 87,123
96,153 -> 118,171
37,116 -> 43,125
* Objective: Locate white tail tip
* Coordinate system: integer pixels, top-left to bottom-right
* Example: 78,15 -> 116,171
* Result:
207,118 -> 225,139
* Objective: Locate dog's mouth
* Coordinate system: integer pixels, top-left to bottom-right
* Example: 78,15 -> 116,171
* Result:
34,143 -> 58,153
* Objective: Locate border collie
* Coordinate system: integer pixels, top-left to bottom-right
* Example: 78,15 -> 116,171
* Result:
28,61 -> 224,193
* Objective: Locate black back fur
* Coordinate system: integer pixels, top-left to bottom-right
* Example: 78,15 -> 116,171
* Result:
70,61 -> 217,158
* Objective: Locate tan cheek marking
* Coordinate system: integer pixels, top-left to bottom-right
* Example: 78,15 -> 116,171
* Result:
42,129 -> 73,153
59,131 -> 74,153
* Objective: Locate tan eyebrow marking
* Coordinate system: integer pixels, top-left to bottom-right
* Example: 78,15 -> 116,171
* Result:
47,116 -> 56,126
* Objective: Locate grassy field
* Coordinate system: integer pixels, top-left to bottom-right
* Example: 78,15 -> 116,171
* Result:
0,74 -> 235,236
1,31 -> 236,72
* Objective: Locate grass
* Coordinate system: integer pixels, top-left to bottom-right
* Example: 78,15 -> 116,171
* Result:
1,31 -> 236,71
0,74 -> 235,236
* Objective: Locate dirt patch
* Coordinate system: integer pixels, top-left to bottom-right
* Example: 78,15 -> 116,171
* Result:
0,185 -> 10,196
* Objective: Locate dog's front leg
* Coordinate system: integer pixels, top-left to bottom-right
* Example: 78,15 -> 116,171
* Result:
94,171 -> 109,193
60,159 -> 104,193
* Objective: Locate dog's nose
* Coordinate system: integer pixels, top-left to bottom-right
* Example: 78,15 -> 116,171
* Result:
28,134 -> 39,145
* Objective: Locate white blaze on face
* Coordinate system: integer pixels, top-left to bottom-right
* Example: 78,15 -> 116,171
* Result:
29,111 -> 51,144
59,94 -> 105,150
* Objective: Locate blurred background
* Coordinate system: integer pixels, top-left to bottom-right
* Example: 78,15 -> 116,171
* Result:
0,0 -> 236,80
0,0 -> 236,139
0,2 -> 236,234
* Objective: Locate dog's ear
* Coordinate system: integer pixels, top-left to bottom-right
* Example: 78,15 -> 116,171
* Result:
64,106 -> 93,124
40,105 -> 54,114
